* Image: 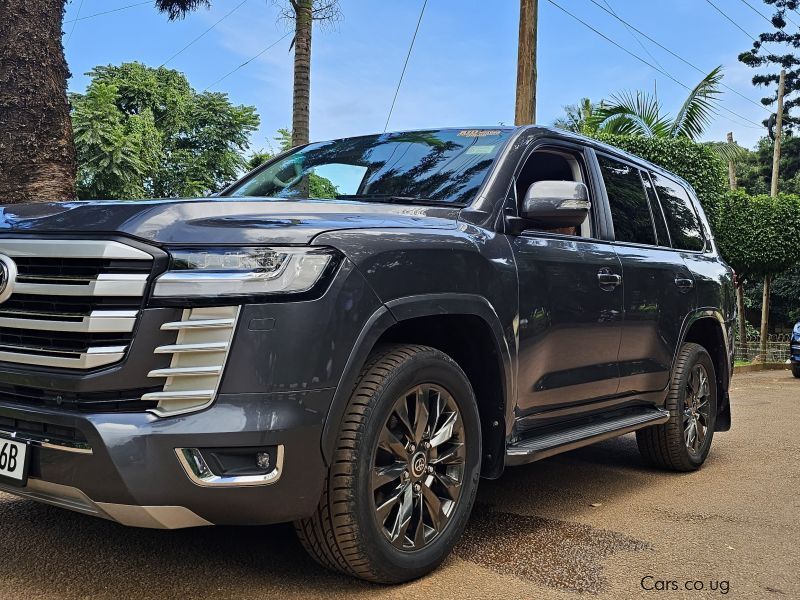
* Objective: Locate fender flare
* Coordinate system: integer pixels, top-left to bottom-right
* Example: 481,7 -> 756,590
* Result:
674,308 -> 733,431
320,293 -> 515,466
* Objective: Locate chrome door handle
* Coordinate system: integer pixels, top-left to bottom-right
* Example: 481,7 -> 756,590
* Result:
597,269 -> 622,289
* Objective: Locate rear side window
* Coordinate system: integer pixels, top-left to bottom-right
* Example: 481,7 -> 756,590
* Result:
641,173 -> 671,246
598,155 -> 656,246
650,173 -> 705,251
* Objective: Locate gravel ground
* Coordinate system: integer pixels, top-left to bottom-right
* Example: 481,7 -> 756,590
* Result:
0,370 -> 797,599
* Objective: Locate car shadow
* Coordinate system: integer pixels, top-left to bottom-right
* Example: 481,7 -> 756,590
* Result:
0,434 -> 660,598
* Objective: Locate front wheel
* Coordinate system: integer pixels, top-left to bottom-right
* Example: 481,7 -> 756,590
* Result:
636,342 -> 717,471
295,344 -> 481,583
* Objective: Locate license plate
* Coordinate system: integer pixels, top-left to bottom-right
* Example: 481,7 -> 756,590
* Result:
0,437 -> 29,487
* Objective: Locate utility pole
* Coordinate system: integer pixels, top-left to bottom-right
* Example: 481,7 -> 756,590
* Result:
760,69 -> 786,360
727,131 -> 748,356
726,132 -> 738,191
515,0 -> 538,125
770,69 -> 786,198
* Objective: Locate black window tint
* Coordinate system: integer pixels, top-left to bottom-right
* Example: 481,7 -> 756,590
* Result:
599,155 -> 656,246
641,173 -> 671,246
651,173 -> 705,251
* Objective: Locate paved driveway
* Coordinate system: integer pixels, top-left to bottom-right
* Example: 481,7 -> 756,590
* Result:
0,370 -> 797,599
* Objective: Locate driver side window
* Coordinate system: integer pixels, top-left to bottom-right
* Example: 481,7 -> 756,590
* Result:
516,149 -> 592,237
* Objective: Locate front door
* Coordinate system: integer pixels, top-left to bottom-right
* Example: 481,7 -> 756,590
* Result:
511,146 -> 624,426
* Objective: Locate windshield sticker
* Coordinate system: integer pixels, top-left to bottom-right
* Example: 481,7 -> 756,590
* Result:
458,129 -> 502,137
465,145 -> 497,154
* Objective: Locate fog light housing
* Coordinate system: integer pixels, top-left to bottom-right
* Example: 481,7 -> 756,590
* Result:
176,446 -> 284,487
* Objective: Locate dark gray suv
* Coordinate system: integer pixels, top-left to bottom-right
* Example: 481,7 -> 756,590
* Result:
0,127 -> 734,583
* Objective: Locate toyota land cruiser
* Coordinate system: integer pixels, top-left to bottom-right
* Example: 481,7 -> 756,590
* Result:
0,126 -> 734,583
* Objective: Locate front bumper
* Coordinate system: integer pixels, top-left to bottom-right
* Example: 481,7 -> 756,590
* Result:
0,388 -> 332,528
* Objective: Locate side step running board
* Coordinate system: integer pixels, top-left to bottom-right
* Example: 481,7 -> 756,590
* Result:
506,408 -> 670,466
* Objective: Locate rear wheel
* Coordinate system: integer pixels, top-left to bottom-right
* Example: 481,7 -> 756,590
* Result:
295,344 -> 481,583
637,342 -> 717,471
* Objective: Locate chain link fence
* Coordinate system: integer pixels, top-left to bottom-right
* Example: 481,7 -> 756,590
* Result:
734,333 -> 792,363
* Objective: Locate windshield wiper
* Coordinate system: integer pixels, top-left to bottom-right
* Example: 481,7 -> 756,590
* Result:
336,194 -> 458,207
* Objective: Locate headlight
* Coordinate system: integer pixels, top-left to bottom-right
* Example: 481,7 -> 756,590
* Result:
152,246 -> 337,299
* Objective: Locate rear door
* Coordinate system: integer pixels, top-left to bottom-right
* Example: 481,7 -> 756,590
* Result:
597,154 -> 695,396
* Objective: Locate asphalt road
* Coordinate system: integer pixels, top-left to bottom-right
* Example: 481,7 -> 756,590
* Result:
0,370 -> 797,599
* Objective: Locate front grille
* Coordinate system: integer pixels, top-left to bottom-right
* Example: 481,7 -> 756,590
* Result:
0,383 -> 159,412
0,239 -> 154,369
0,414 -> 89,443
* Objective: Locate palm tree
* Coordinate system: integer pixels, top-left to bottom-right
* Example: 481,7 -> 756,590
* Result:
161,1 -> 340,148
553,98 -> 602,135
589,66 -> 724,141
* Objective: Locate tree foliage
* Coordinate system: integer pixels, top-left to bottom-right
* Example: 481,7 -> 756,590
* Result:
71,62 -> 259,199
738,0 -> 799,128
592,133 -> 729,216
735,135 -> 800,196
587,67 -> 724,141
714,191 -> 800,281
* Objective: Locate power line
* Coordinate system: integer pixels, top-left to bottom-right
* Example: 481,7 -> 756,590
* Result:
738,0 -> 798,32
547,0 -> 765,130
63,1 -> 151,24
739,0 -> 777,26
384,0 -> 428,132
64,0 -> 85,48
161,0 -> 250,67
203,32 -> 292,91
600,0 -> 665,71
704,0 -> 759,42
587,0 -> 770,114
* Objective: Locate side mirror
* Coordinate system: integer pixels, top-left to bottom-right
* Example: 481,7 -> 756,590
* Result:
521,180 -> 590,227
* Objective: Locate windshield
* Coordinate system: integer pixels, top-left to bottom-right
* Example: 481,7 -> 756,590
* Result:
225,128 -> 513,205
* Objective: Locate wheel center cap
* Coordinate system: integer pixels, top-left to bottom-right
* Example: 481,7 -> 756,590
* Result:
410,451 -> 427,478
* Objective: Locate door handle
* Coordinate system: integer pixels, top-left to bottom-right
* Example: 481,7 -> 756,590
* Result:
597,269 -> 622,289
674,276 -> 694,291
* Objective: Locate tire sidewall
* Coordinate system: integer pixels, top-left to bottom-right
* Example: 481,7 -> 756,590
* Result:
351,349 -> 481,581
673,345 -> 717,468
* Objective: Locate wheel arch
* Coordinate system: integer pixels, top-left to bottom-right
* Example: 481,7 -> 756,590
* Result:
320,294 -> 514,478
677,310 -> 732,432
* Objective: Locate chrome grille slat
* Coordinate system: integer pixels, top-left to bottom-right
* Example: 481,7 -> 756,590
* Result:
0,310 -> 138,333
0,239 -> 152,369
14,274 -> 148,297
147,307 -> 239,417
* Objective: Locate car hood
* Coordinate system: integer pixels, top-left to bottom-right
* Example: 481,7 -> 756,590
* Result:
0,197 -> 460,245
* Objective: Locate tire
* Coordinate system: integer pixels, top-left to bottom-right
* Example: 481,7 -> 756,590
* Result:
792,364 -> 800,379
295,344 -> 482,583
636,342 -> 717,472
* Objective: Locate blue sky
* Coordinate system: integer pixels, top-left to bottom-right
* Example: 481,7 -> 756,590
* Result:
63,0 -> 784,152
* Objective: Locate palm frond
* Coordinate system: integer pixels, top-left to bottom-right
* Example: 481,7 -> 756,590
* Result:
704,140 -> 749,163
589,91 -> 671,138
670,66 -> 724,140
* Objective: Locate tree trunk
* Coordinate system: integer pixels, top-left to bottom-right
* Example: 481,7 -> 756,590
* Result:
736,283 -> 747,356
0,0 -> 76,202
291,0 -> 313,148
758,274 -> 772,362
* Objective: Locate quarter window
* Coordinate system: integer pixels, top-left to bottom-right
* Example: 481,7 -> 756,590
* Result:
650,173 -> 705,251
599,155 -> 656,246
